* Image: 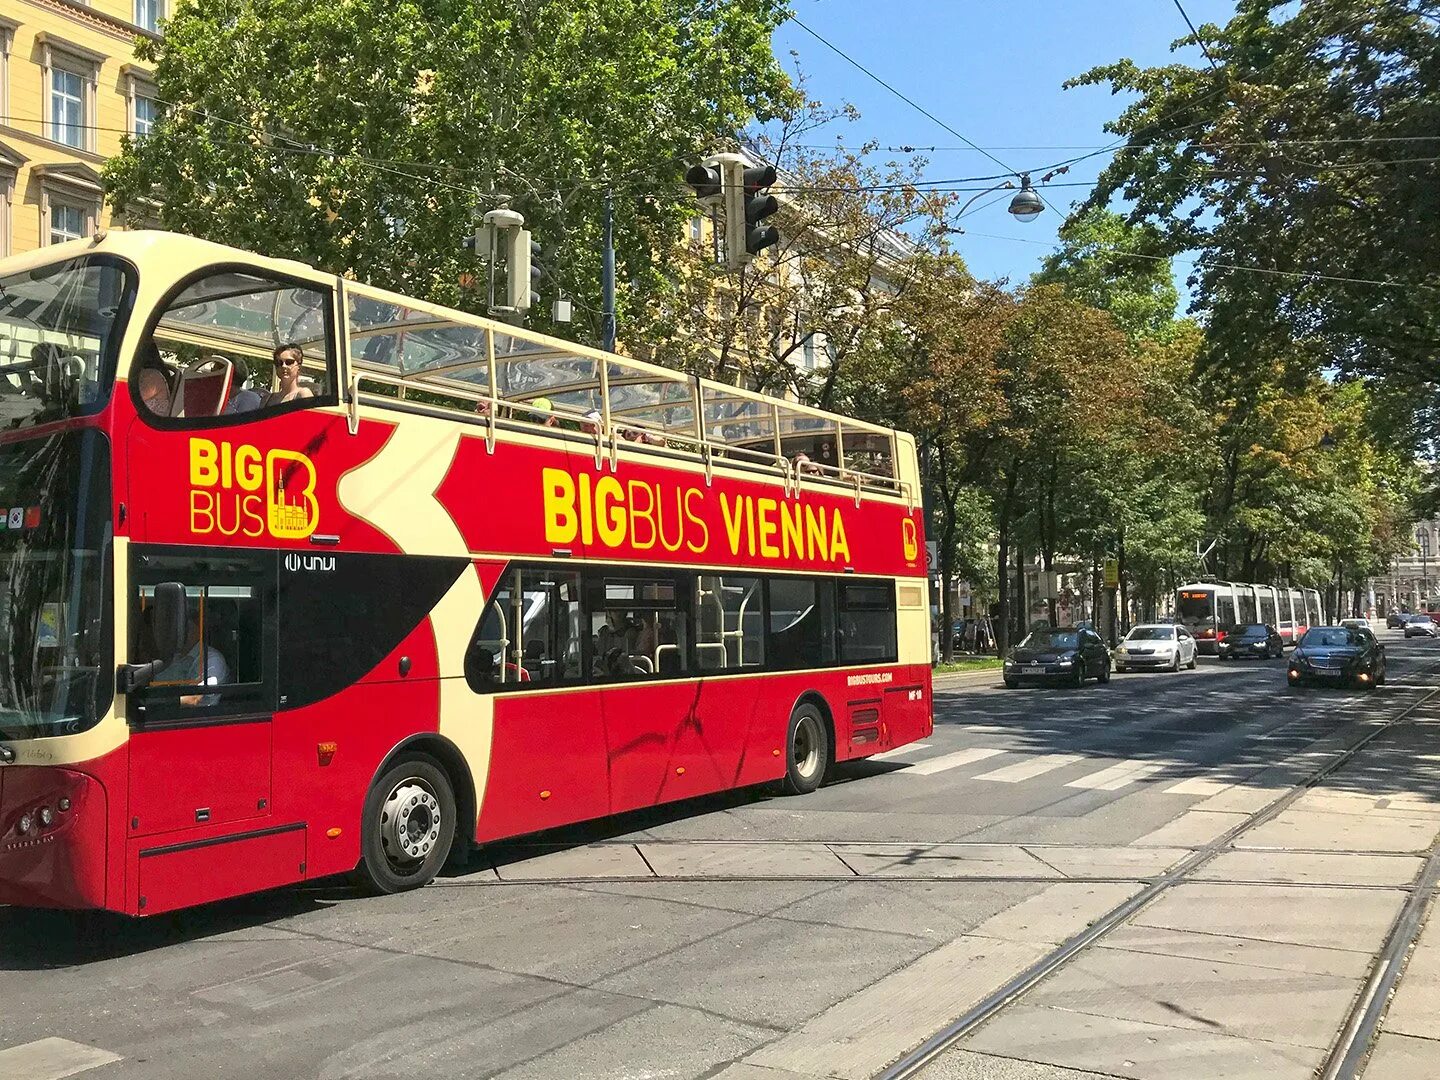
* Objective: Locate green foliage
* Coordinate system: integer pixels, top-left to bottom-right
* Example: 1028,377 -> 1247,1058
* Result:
1068,0 -> 1440,391
105,0 -> 795,340
1034,207 -> 1178,342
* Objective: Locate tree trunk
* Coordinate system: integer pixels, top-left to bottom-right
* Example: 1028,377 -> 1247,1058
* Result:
1117,530 -> 1129,639
994,464 -> 1021,655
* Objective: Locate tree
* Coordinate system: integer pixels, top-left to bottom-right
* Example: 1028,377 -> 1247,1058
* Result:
1034,206 -> 1179,342
105,0 -> 795,341
1068,0 -> 1440,394
891,262 -> 1010,659
628,82 -> 953,410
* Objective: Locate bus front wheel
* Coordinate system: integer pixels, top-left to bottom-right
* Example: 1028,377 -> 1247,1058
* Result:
359,754 -> 456,895
781,703 -> 830,795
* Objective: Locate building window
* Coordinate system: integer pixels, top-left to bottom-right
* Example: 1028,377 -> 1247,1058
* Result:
0,22 -> 13,126
49,201 -> 87,244
134,94 -> 158,136
51,67 -> 85,148
135,0 -> 163,33
689,216 -> 703,243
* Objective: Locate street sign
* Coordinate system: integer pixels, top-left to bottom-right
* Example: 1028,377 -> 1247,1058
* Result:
925,541 -> 938,572
1103,558 -> 1119,589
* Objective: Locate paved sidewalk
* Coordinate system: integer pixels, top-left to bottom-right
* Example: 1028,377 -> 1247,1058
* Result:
1360,893 -> 1440,1078
914,701 -> 1440,1079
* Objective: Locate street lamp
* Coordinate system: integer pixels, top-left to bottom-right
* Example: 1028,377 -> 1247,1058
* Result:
1007,174 -> 1045,222
947,174 -> 1047,232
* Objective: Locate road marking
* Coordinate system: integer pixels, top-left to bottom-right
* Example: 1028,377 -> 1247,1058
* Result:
0,1038 -> 120,1080
974,753 -> 1084,783
869,741 -> 931,761
1064,760 -> 1169,791
1163,773 -> 1244,796
901,747 -> 1007,776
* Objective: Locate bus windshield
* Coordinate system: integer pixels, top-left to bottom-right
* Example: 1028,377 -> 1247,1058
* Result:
0,431 -> 113,739
0,257 -> 133,431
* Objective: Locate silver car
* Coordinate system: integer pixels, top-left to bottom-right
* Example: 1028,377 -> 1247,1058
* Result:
1114,624 -> 1198,672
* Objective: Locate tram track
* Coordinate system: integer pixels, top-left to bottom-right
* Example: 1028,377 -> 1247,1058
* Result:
875,661 -> 1440,1080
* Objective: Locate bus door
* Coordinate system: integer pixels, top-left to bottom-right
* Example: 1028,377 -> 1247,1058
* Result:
121,267 -> 348,551
122,546 -> 291,914
592,570 -> 731,813
471,565 -> 609,842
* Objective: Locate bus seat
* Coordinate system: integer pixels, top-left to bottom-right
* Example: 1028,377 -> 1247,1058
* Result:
175,356 -> 234,418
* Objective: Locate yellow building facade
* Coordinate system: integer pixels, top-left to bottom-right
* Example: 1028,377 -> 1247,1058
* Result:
0,0 -> 162,256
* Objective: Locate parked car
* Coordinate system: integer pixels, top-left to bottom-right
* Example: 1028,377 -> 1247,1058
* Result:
1405,615 -> 1440,638
1386,612 -> 1414,629
1114,624 -> 1197,673
1218,623 -> 1284,659
1003,626 -> 1111,689
1289,625 -> 1386,688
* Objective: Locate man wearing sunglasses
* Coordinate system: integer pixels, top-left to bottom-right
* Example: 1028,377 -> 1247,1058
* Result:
266,343 -> 315,406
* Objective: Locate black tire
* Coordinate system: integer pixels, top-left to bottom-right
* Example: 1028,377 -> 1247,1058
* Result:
358,754 -> 456,895
781,702 -> 830,795
1187,653 -> 1197,670
1170,652 -> 1181,673
1097,659 -> 1111,684
1073,661 -> 1085,688
1378,664 -> 1387,686
1004,676 -> 1019,689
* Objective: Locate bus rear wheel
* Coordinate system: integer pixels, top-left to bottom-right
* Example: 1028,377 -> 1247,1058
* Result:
359,754 -> 456,895
781,703 -> 829,795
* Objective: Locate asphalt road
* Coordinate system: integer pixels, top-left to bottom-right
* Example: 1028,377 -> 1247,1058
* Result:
4,630 -> 1439,1080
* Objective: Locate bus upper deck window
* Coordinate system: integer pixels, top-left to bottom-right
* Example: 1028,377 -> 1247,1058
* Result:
137,269 -> 336,424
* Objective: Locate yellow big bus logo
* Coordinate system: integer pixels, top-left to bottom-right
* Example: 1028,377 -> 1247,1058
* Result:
901,518 -> 919,562
188,438 -> 319,540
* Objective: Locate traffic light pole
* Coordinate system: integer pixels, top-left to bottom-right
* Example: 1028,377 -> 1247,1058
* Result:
601,188 -> 617,353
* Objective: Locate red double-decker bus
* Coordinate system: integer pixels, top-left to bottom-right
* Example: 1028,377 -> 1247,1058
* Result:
0,232 -> 930,915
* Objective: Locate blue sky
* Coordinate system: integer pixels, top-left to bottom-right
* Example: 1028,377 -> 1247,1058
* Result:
770,0 -> 1238,290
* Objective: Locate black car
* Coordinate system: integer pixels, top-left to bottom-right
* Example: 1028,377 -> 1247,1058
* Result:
1387,611 -> 1414,630
1288,626 -> 1386,689
1004,626 -> 1111,688
1217,623 -> 1284,659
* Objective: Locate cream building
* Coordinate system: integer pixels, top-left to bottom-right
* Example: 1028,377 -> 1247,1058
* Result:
1,0 -> 162,256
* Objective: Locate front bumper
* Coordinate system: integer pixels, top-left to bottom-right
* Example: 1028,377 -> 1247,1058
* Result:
0,765 -> 109,910
1218,642 -> 1271,657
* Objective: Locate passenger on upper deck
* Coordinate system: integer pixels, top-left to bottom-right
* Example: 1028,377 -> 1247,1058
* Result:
224,358 -> 265,414
266,344 -> 314,405
131,340 -> 175,418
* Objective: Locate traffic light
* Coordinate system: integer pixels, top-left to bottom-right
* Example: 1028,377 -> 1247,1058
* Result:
685,161 -> 724,205
507,230 -> 541,312
742,164 -> 780,258
707,155 -> 780,270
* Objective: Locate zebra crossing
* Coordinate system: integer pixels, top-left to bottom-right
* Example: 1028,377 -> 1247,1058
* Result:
869,689 -> 1388,796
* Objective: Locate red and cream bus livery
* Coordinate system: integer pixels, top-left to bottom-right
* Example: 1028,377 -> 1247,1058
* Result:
0,232 -> 931,915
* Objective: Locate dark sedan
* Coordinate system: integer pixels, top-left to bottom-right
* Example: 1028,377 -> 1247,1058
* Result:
1387,611 -> 1414,629
1003,626 -> 1111,689
1218,623 -> 1284,659
1288,626 -> 1386,689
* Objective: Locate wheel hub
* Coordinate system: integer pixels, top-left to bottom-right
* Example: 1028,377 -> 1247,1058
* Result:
380,780 -> 442,866
793,716 -> 821,779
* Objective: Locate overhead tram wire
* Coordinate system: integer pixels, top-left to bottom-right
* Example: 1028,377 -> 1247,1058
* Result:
955,228 -> 1439,294
785,14 -> 1020,178
1171,0 -> 1222,70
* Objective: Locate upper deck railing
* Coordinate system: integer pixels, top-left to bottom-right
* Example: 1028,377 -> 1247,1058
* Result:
0,233 -> 914,507
337,280 -> 911,506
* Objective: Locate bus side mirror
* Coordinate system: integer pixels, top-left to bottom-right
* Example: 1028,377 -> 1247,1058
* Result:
116,581 -> 187,695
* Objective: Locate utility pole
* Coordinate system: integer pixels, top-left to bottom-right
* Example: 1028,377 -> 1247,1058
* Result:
601,189 -> 616,353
